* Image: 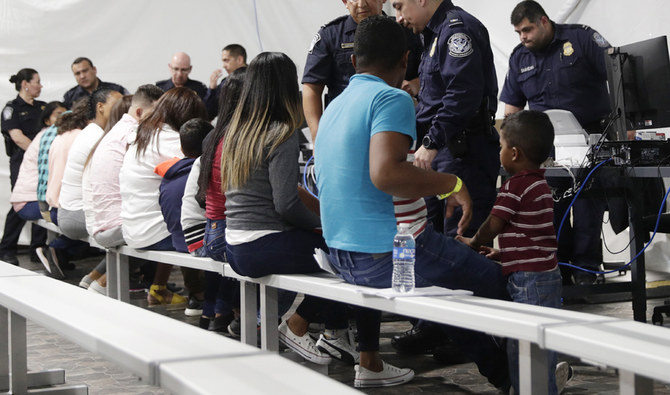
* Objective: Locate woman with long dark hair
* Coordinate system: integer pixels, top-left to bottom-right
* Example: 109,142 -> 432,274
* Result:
195,66 -> 246,331
120,87 -> 207,305
221,52 -> 356,364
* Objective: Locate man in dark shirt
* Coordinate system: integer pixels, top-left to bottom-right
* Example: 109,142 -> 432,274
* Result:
62,57 -> 128,109
500,0 -> 612,285
156,52 -> 208,101
205,44 -> 247,120
302,0 -> 421,142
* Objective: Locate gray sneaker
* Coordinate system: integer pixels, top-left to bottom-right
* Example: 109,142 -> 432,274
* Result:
316,333 -> 359,365
227,317 -> 241,338
556,361 -> 574,394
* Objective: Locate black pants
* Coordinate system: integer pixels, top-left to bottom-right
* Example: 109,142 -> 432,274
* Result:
0,153 -> 47,257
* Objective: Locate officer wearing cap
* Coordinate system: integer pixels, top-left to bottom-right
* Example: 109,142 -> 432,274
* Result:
500,0 -> 611,285
63,57 -> 128,109
302,0 -> 421,142
1,68 -> 47,265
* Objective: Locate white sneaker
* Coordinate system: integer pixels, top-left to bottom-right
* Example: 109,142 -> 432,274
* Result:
278,321 -> 331,365
88,280 -> 107,296
556,361 -> 573,394
79,274 -> 93,289
316,333 -> 360,365
354,361 -> 414,388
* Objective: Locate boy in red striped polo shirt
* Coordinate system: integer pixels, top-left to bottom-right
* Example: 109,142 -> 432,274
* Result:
457,110 -> 570,394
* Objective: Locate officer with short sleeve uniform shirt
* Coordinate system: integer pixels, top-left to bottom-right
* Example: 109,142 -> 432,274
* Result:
1,95 -> 46,264
2,96 -> 45,186
302,5 -> 421,141
304,15 -> 421,101
500,2 -> 612,285
500,23 -> 611,131
303,15 -> 358,108
413,0 -> 501,237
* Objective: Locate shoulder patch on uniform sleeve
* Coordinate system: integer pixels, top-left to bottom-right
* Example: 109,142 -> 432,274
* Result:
448,33 -> 473,58
592,31 -> 610,48
308,33 -> 321,54
2,106 -> 13,121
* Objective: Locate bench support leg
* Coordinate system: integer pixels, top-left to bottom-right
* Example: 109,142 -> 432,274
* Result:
1,307 -> 8,379
260,285 -> 279,352
107,251 -> 129,303
518,340 -> 548,395
240,281 -> 258,347
1,308 -> 84,393
9,311 -> 28,394
619,370 -> 653,395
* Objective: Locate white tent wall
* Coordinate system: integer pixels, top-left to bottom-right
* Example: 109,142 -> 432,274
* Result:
1,0 -> 669,247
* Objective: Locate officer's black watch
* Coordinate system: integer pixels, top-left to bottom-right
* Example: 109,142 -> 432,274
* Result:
422,135 -> 438,150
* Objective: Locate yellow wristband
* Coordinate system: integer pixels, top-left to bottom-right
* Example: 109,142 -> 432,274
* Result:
437,177 -> 462,200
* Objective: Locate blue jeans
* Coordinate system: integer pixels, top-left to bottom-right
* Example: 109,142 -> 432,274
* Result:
16,201 -> 42,221
226,228 -> 347,329
203,219 -> 238,317
328,224 -> 510,388
506,266 -> 562,395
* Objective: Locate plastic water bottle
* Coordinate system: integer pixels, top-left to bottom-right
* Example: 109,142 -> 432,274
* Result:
392,223 -> 415,293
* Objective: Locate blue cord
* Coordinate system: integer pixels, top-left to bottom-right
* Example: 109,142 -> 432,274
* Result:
303,155 -> 319,199
557,159 -> 670,275
556,158 -> 612,244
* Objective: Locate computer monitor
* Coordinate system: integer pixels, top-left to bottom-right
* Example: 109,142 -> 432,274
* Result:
604,35 -> 670,141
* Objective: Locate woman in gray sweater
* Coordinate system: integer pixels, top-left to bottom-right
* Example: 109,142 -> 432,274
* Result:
221,52 -> 356,366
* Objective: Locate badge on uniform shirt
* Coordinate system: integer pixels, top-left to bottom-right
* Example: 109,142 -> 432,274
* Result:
430,36 -> 438,57
593,32 -> 609,48
448,33 -> 473,58
308,33 -> 321,54
563,41 -> 574,57
340,42 -> 354,49
2,106 -> 12,121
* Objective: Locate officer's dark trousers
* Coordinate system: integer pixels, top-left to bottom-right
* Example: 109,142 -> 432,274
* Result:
549,177 -> 607,274
425,133 -> 500,237
418,132 -> 501,340
0,153 -> 46,258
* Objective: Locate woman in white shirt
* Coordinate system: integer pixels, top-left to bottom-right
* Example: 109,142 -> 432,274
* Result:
120,87 -> 207,305
57,89 -> 123,239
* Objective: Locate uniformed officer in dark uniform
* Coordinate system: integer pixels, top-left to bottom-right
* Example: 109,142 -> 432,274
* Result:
302,0 -> 421,142
0,68 -> 47,265
390,0 -> 505,375
500,0 -> 612,285
63,57 -> 128,109
156,52 -> 208,102
398,0 -> 500,237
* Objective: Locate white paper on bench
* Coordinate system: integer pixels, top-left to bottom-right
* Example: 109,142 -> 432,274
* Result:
355,286 -> 472,299
313,248 -> 338,275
